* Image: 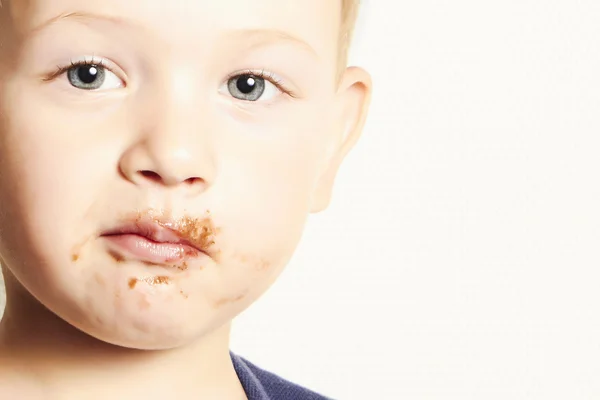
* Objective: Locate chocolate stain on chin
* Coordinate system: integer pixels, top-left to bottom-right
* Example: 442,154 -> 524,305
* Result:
110,250 -> 125,263
71,235 -> 93,263
177,261 -> 188,271
129,276 -> 171,289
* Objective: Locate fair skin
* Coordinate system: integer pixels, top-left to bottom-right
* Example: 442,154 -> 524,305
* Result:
0,0 -> 371,398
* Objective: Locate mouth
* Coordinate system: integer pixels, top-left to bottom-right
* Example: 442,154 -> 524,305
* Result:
100,216 -> 214,266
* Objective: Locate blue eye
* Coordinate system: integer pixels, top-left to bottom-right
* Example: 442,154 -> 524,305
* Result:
227,74 -> 266,101
223,72 -> 285,102
66,63 -> 124,91
68,64 -> 104,89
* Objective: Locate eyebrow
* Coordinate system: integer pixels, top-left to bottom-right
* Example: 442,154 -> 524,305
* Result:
27,11 -> 132,35
27,11 -> 319,57
221,28 -> 319,58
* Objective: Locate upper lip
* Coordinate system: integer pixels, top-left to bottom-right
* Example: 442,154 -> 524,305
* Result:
101,221 -> 205,254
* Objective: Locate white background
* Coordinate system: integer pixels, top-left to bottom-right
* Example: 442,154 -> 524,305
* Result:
3,1 -> 600,399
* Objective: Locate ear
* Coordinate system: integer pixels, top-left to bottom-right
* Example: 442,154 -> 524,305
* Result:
310,66 -> 372,213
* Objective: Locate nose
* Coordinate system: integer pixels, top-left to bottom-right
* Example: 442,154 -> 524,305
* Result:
118,89 -> 216,193
119,141 -> 212,190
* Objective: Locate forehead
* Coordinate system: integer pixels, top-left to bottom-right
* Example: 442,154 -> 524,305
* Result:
9,0 -> 341,58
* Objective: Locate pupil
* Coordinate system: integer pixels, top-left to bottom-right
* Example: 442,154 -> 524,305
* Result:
77,66 -> 99,84
236,76 -> 256,94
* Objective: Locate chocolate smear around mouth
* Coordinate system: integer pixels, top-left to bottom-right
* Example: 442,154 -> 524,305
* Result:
131,209 -> 220,255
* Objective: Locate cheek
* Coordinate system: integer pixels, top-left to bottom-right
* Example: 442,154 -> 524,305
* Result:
210,158 -> 312,298
214,112 -> 330,254
0,87 -> 107,289
204,106 -> 335,298
0,116 -> 86,229
0,82 -> 119,226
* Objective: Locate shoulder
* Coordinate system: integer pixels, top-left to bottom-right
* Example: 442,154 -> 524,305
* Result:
231,353 -> 333,400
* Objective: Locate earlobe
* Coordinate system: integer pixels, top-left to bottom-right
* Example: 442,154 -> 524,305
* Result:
309,66 -> 372,213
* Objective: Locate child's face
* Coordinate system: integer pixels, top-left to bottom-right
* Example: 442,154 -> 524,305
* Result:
0,0 -> 369,348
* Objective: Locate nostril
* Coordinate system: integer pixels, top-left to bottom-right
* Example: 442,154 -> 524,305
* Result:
139,170 -> 162,182
138,170 -> 202,186
184,177 -> 203,185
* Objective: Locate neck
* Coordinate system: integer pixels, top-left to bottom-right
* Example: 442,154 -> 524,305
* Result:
0,270 -> 246,400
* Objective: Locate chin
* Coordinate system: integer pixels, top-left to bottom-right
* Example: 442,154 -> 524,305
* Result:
98,335 -> 192,351
51,303 -> 210,352
74,320 -> 202,351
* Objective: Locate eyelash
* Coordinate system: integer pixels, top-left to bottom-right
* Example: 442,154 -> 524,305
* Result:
44,58 -> 297,98
44,57 -> 111,82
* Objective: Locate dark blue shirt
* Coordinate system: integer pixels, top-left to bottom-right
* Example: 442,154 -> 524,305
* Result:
231,353 -> 333,400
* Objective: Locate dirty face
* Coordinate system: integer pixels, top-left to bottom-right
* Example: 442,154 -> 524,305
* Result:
0,0 -> 369,349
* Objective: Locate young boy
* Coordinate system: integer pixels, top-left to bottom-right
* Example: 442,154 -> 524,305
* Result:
0,0 -> 371,398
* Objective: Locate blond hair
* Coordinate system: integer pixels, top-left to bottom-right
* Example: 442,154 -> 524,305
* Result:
339,0 -> 360,67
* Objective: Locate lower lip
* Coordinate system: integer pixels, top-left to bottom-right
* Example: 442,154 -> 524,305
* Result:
102,234 -> 203,264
